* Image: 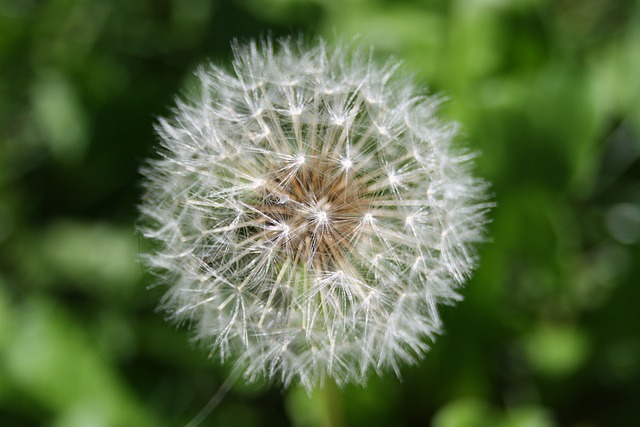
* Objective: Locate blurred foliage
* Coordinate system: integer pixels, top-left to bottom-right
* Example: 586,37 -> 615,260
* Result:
1,0 -> 639,426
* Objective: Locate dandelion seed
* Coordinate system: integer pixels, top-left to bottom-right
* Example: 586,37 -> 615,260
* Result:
140,37 -> 491,391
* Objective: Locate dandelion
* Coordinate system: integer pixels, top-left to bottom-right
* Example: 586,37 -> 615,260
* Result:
140,37 -> 491,391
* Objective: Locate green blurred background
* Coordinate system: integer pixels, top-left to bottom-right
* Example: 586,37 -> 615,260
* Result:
1,0 -> 639,426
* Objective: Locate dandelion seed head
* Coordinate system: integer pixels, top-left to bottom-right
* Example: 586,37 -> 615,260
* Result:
140,37 -> 491,390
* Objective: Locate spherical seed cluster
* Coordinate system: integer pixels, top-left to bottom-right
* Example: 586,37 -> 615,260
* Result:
140,38 -> 491,390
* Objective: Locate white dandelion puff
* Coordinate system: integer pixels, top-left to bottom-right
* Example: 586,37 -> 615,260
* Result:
140,37 -> 491,391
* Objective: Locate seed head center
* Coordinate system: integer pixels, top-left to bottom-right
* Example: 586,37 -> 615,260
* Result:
254,159 -> 369,269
